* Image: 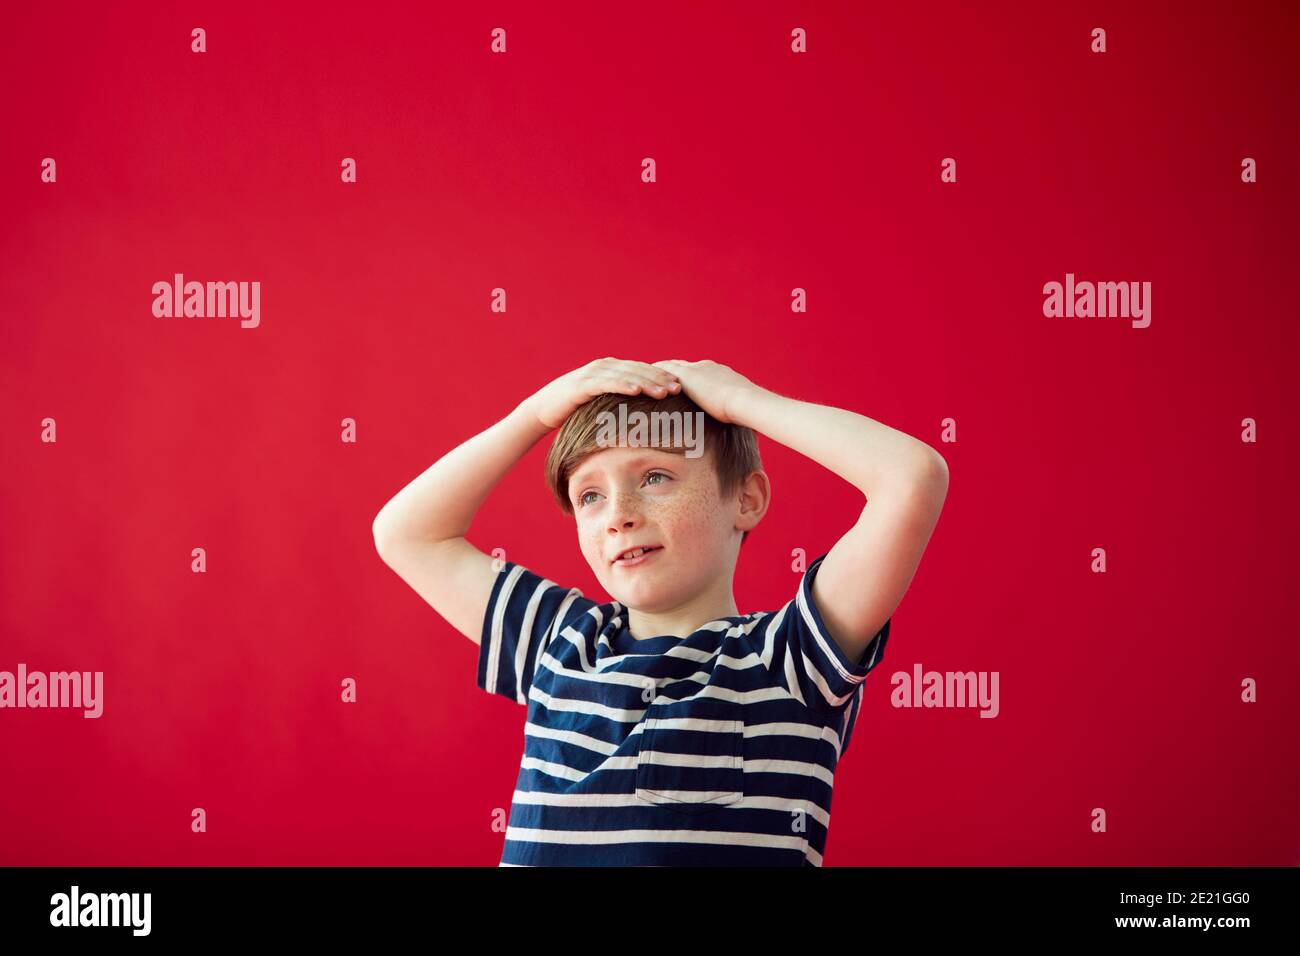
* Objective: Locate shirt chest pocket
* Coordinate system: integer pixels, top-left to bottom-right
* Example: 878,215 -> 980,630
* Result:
634,697 -> 745,815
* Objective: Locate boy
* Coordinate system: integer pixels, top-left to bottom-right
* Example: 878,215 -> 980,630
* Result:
372,357 -> 948,866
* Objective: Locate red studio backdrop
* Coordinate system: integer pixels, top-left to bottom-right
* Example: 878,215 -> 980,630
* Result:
1,2 -> 1297,867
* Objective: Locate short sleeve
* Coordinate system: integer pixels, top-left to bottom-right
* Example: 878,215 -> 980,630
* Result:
478,560 -> 595,705
753,552 -> 891,721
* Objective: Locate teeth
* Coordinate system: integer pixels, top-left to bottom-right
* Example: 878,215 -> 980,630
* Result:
620,547 -> 651,561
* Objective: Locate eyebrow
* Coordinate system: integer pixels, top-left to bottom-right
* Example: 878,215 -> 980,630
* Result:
569,452 -> 680,490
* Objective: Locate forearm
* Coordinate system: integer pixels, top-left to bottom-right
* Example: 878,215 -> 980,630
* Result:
372,400 -> 552,548
734,387 -> 943,497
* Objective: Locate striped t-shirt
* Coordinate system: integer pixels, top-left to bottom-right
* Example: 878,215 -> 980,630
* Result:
477,552 -> 891,866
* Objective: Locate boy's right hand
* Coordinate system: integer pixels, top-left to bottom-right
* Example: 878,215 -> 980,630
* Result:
523,358 -> 682,430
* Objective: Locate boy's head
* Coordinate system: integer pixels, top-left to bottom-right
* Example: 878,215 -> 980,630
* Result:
545,391 -> 768,613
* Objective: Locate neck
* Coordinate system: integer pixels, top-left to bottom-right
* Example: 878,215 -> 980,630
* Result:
624,580 -> 740,640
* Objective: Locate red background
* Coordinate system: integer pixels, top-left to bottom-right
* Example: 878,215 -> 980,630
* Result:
2,1 -> 1297,865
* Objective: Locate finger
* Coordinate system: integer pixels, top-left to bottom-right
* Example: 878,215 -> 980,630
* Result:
628,360 -> 678,381
626,371 -> 677,395
620,363 -> 679,392
600,370 -> 668,396
650,361 -> 684,385
588,361 -> 653,386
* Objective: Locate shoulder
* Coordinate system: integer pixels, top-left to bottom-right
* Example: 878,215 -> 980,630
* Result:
487,561 -> 610,634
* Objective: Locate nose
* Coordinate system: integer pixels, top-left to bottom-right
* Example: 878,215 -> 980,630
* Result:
606,488 -> 644,534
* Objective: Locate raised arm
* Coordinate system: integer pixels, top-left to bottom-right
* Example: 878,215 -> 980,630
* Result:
653,359 -> 949,663
371,358 -> 682,644
372,400 -> 552,644
735,386 -> 948,664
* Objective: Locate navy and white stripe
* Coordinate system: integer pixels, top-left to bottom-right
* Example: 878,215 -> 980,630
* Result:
477,553 -> 891,866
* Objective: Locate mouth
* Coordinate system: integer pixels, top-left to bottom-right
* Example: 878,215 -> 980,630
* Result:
612,544 -> 663,567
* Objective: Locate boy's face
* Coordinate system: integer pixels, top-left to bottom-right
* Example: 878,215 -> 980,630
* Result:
567,442 -> 737,613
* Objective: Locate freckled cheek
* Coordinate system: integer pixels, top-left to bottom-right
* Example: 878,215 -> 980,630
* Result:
575,486 -> 718,554
576,516 -> 603,561
650,486 -> 719,540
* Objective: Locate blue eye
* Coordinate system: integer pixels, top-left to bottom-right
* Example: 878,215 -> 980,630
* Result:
577,471 -> 671,509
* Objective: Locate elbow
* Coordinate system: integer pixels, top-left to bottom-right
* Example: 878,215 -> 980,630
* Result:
924,448 -> 949,487
901,448 -> 949,502
372,510 -> 396,558
918,451 -> 950,507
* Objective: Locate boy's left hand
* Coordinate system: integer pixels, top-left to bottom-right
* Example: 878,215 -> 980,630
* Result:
651,359 -> 761,424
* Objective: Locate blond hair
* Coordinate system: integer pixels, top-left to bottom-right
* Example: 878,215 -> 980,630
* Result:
544,392 -> 762,543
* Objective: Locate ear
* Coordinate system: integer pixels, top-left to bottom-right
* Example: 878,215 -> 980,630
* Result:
735,470 -> 770,532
